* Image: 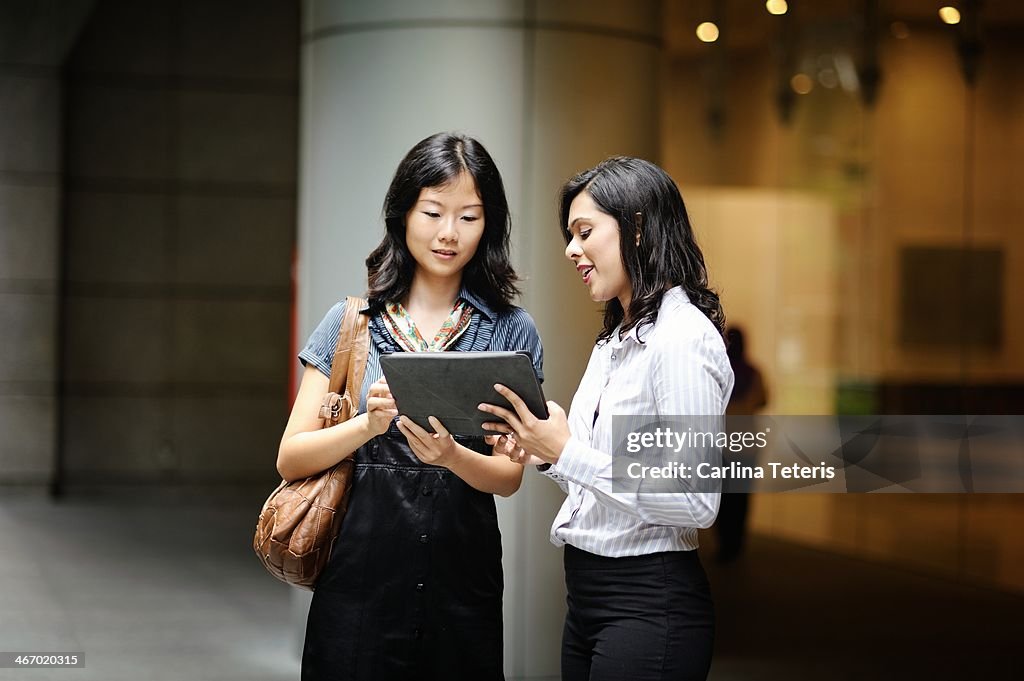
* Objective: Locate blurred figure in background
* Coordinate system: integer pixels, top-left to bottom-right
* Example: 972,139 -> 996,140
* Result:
716,326 -> 768,563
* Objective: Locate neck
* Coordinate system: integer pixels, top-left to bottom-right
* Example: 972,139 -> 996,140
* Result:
405,270 -> 462,311
617,291 -> 632,316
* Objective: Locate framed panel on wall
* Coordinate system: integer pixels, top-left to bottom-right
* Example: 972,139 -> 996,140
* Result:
899,246 -> 1003,350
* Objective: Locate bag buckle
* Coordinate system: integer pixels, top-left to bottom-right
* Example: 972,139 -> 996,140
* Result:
319,392 -> 344,421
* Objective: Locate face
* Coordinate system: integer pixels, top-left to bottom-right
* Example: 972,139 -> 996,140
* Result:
405,171 -> 485,284
564,190 -> 632,308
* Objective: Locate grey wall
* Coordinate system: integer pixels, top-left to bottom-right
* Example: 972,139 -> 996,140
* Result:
28,0 -> 298,489
0,0 -> 94,486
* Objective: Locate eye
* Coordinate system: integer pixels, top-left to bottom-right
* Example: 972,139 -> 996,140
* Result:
461,215 -> 480,223
423,211 -> 441,219
579,229 -> 591,240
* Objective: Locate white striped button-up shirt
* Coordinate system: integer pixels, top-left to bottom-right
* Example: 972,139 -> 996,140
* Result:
542,287 -> 734,557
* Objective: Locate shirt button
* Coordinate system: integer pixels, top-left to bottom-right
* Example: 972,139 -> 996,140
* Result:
422,487 -> 432,496
415,582 -> 425,592
414,628 -> 422,640
610,353 -> 617,360
419,533 -> 429,544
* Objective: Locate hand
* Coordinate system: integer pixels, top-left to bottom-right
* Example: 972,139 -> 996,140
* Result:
484,434 -> 547,466
397,415 -> 458,468
479,384 -> 571,465
366,377 -> 398,436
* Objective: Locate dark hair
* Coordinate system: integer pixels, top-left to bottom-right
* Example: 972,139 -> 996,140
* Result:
365,132 -> 520,311
559,156 -> 725,343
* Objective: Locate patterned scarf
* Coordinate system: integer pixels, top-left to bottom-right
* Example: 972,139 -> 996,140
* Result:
383,299 -> 474,352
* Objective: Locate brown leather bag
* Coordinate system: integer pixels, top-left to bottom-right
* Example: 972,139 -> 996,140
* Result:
253,297 -> 370,590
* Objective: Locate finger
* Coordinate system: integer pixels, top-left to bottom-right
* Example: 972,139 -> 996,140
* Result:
396,417 -> 426,446
406,441 -> 428,462
508,447 -> 527,465
368,386 -> 393,399
497,440 -> 518,460
478,402 -> 523,432
481,421 -> 515,434
401,429 -> 432,461
367,399 -> 398,415
478,402 -> 520,425
426,416 -> 450,439
493,384 -> 534,422
484,434 -> 499,446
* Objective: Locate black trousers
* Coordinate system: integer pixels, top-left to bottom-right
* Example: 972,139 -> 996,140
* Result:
562,545 -> 714,681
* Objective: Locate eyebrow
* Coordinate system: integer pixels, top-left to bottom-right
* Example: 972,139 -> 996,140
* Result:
419,199 -> 483,210
568,216 -> 592,231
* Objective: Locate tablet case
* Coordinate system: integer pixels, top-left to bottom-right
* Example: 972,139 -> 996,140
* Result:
379,352 -> 548,436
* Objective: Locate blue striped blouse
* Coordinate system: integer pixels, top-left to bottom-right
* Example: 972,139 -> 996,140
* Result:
299,287 -> 544,416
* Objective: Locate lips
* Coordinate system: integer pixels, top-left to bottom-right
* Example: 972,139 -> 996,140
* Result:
432,249 -> 457,258
577,264 -> 594,283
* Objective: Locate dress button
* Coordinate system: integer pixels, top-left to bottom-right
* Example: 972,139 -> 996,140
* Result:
422,487 -> 432,496
419,533 -> 429,544
415,582 -> 425,592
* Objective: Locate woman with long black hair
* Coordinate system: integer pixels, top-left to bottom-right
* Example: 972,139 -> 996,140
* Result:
479,157 -> 732,681
278,132 -> 543,681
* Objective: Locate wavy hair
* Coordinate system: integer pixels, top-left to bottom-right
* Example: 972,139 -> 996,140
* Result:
365,132 -> 520,311
559,156 -> 725,343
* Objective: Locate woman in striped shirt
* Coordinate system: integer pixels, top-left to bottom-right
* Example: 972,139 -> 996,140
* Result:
480,157 -> 733,681
278,132 -> 543,680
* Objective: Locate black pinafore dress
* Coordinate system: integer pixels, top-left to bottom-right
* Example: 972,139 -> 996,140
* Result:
301,310 -> 505,681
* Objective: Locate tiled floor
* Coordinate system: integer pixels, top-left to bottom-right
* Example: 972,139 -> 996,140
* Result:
706,534 -> 1024,680
0,490 -> 298,681
2,491 -> 1022,681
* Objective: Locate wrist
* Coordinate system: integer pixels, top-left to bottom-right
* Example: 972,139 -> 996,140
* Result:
543,433 -> 570,464
441,443 -> 472,471
357,412 -> 378,438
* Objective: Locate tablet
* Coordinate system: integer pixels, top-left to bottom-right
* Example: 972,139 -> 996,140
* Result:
379,351 -> 548,437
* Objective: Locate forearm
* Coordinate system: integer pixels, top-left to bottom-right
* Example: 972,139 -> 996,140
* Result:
551,437 -> 720,527
277,412 -> 376,481
445,444 -> 524,497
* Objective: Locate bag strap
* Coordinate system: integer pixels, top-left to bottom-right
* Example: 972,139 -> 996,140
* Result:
328,296 -> 370,409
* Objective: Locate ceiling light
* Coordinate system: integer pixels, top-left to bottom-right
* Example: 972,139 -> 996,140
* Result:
791,73 -> 814,95
766,0 -> 788,15
696,22 -> 720,43
939,7 -> 961,25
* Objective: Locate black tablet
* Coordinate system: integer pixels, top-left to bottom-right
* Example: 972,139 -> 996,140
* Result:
379,351 -> 548,436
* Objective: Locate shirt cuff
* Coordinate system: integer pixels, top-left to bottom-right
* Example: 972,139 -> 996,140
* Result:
549,437 -> 607,489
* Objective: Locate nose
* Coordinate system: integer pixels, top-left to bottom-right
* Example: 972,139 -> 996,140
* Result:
565,236 -> 582,261
438,217 -> 458,243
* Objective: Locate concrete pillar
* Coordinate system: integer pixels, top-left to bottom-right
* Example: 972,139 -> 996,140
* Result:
298,1 -> 660,676
0,0 -> 94,487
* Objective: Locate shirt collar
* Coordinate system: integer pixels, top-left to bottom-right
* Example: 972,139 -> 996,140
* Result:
613,287 -> 689,345
457,285 -> 495,320
358,286 -> 495,320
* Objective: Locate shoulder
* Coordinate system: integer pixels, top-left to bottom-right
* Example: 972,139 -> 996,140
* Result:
493,305 -> 540,336
489,305 -> 544,378
648,290 -> 727,360
299,300 -> 351,378
489,305 -> 544,342
322,299 -> 348,322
